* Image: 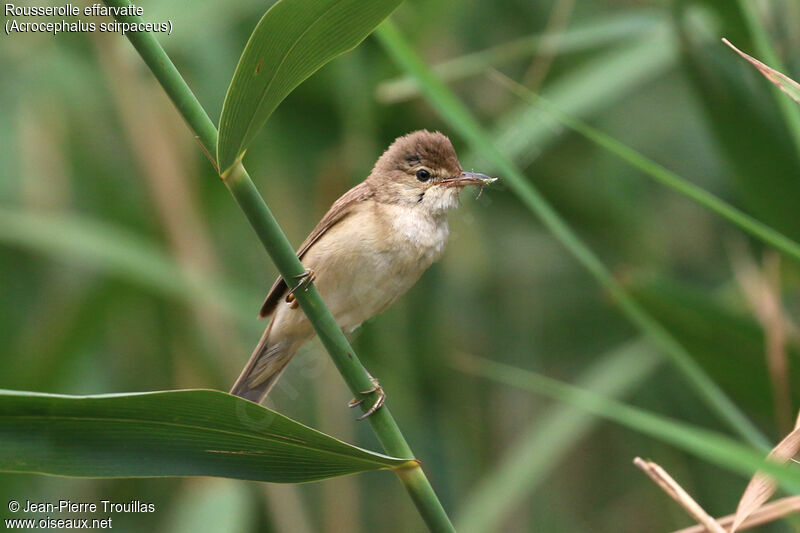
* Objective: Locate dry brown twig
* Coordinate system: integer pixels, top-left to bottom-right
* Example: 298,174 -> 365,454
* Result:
633,457 -> 727,533
729,245 -> 793,433
655,411 -> 800,532
671,495 -> 800,533
728,411 -> 800,532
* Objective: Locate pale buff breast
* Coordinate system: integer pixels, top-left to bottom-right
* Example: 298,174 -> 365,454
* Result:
271,200 -> 449,338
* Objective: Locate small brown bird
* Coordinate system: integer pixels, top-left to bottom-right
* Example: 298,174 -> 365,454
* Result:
230,130 -> 494,416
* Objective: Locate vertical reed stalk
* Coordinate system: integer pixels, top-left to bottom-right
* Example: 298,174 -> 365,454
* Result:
100,2 -> 455,530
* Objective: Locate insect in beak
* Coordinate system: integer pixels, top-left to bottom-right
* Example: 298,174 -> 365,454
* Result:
439,171 -> 497,188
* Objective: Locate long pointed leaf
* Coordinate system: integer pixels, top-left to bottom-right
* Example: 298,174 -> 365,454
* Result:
490,72 -> 800,266
456,340 -> 662,533
376,12 -> 665,103
0,207 -> 252,322
455,356 -> 800,490
217,0 -> 403,174
0,389 -> 414,483
723,39 -> 800,106
480,28 -> 677,171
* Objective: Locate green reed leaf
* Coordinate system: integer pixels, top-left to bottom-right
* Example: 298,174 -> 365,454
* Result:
217,0 -> 402,174
0,389 -> 414,483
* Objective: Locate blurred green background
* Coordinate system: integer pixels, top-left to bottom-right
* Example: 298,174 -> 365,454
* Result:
2,0 -> 800,531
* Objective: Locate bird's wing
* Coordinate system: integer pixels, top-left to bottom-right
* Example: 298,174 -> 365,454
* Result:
258,181 -> 374,318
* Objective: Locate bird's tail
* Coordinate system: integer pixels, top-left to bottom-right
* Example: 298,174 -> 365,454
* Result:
230,321 -> 299,404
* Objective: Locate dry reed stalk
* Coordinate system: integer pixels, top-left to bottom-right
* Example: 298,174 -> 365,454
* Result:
671,495 -> 800,533
729,411 -> 800,531
730,245 -> 793,432
633,457 -> 726,533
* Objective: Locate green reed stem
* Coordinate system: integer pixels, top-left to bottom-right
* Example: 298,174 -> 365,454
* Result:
492,71 -> 800,265
376,20 -> 769,450
101,1 -> 454,530
457,354 -> 800,487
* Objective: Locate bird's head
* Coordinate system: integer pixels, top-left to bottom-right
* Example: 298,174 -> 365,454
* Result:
369,130 -> 494,215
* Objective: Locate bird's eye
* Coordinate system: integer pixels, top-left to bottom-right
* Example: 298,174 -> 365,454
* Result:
416,169 -> 431,182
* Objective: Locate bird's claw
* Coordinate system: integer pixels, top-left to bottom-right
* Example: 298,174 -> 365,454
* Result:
348,377 -> 386,421
285,269 -> 316,307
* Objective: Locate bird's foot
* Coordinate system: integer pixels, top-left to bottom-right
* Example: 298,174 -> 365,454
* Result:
285,269 -> 316,308
348,374 -> 386,421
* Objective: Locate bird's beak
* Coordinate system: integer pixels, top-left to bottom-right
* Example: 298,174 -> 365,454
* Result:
440,171 -> 498,188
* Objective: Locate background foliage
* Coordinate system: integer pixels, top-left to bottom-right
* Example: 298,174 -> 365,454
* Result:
2,0 -> 799,531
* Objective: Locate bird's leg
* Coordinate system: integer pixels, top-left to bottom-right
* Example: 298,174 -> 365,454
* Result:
348,370 -> 386,421
285,268 -> 316,308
